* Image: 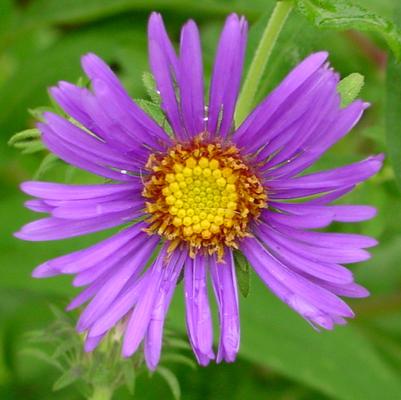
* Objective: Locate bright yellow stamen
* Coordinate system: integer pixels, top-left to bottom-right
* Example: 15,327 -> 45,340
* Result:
143,136 -> 267,260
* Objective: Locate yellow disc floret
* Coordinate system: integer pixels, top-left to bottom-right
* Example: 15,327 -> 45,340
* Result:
143,136 -> 267,260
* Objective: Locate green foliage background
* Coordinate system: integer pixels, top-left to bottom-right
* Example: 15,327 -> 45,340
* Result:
1,0 -> 401,399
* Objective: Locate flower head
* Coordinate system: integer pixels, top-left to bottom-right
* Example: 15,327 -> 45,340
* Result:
16,12 -> 382,369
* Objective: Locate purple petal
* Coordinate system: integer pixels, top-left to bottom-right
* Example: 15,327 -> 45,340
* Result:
32,222 -> 148,277
265,101 -> 369,179
253,224 -> 354,284
77,235 -> 159,332
144,249 -> 187,370
210,251 -> 240,363
208,14 -> 247,137
268,154 -> 384,192
148,13 -> 184,139
84,333 -> 106,352
256,69 -> 339,164
81,52 -> 170,147
51,199 -> 144,220
24,199 -> 53,213
39,123 -> 136,181
267,221 -> 378,249
270,202 -> 377,223
184,254 -> 215,365
122,244 -> 169,357
241,237 -> 354,321
234,52 -> 328,147
178,20 -> 205,137
21,181 -> 142,201
16,210 -> 143,242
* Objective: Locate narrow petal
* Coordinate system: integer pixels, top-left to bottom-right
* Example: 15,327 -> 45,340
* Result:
77,235 -> 159,332
178,20 -> 205,137
234,52 -> 328,147
265,100 -> 369,179
21,181 -> 142,201
15,209 -> 142,241
32,222 -> 147,277
268,154 -> 384,193
253,224 -> 354,284
39,123 -> 136,181
122,244 -> 169,357
210,251 -> 240,363
184,254 -> 214,365
81,52 -> 170,147
144,249 -> 187,370
84,333 -> 106,352
148,13 -> 184,139
208,14 -> 247,137
270,202 -> 377,223
241,237 -> 354,327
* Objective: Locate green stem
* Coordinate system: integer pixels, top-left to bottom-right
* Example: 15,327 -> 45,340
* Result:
89,385 -> 113,400
234,1 -> 293,126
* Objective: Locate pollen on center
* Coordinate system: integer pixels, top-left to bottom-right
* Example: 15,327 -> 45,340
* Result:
143,137 -> 267,259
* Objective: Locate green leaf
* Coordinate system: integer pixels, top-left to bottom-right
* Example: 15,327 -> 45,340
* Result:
233,250 -> 250,298
52,366 -> 83,391
386,56 -> 401,190
167,275 -> 401,400
135,98 -> 172,136
142,71 -> 160,105
337,73 -> 365,107
156,366 -> 181,400
296,0 -> 401,61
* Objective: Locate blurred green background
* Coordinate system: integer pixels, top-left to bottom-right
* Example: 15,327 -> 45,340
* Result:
2,0 -> 401,399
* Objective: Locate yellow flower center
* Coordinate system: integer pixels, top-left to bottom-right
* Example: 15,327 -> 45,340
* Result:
143,136 -> 267,259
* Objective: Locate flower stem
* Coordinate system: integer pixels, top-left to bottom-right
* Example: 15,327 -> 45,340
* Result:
89,385 -> 113,400
234,0 -> 293,126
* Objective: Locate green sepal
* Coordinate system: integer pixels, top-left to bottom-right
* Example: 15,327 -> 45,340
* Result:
52,366 -> 84,391
8,128 -> 45,154
156,366 -> 181,400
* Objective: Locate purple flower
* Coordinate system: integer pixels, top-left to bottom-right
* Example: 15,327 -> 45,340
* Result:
16,12 -> 382,369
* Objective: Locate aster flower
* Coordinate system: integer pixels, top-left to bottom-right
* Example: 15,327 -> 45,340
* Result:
16,12 -> 383,369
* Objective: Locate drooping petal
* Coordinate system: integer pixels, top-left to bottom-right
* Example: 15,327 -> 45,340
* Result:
210,251 -> 240,363
122,244 -> 169,357
252,224 -> 354,284
208,14 -> 247,137
241,237 -> 354,329
32,222 -> 148,277
144,249 -> 187,370
184,254 -> 214,365
77,234 -> 159,332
